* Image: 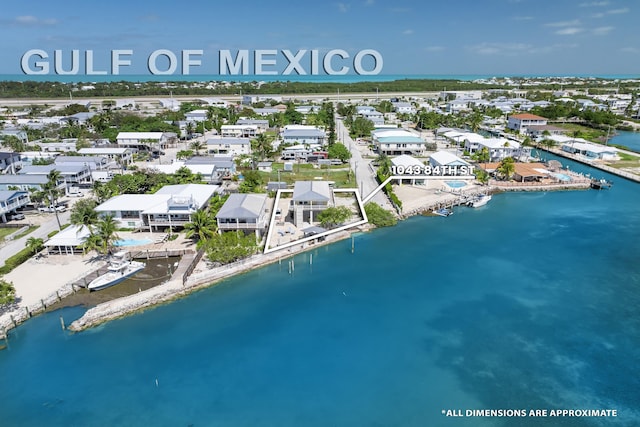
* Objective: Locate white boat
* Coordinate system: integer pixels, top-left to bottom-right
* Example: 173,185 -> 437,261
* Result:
432,208 -> 453,217
88,251 -> 146,291
467,194 -> 492,208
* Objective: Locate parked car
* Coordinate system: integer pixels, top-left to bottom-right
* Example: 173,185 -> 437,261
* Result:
8,212 -> 25,220
38,205 -> 67,213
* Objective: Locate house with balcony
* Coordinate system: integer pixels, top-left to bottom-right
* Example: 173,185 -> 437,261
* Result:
55,155 -> 109,171
220,125 -> 258,138
216,193 -> 269,238
19,164 -> 92,187
291,181 -> 333,226
0,190 -> 30,222
77,147 -> 134,166
507,113 -> 548,133
281,126 -> 326,146
372,129 -> 425,156
94,183 -> 218,231
0,152 -> 22,173
206,137 -> 251,155
116,131 -> 177,150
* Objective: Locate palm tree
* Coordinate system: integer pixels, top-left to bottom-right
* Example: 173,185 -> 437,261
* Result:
44,169 -> 63,230
497,157 -> 516,181
184,210 -> 217,246
25,237 -> 44,255
251,133 -> 272,161
375,153 -> 392,176
93,214 -> 120,255
190,140 -> 206,156
70,199 -> 99,227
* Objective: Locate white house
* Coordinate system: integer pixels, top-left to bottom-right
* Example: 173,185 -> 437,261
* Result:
429,151 -> 471,168
561,141 -> 618,160
0,190 -> 30,222
95,183 -> 219,231
281,127 -> 325,145
216,193 -> 269,238
206,137 -> 251,155
291,181 -> 333,226
185,109 -> 208,122
372,129 -> 425,156
220,125 -> 258,138
78,147 -> 134,165
392,102 -> 416,114
507,113 -> 548,133
116,132 -> 176,150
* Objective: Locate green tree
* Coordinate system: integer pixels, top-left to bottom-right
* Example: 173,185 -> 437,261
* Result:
327,142 -> 351,163
364,203 -> 397,227
190,140 -> 206,156
176,149 -> 194,160
497,157 -> 516,180
43,169 -> 63,230
0,279 -> 16,305
376,153 -> 392,177
204,231 -> 258,264
184,210 -> 217,245
25,237 -> 44,255
317,206 -> 352,228
474,168 -> 490,185
70,199 -> 99,227
85,214 -> 120,255
349,116 -> 374,139
239,170 -> 264,193
251,133 -> 273,161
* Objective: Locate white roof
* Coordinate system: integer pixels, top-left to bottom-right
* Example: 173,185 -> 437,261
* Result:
478,138 -> 520,149
116,132 -> 164,140
78,148 -> 131,155
460,133 -> 486,143
429,151 -> 470,166
391,155 -> 423,168
146,162 -> 216,176
563,141 -> 617,154
44,225 -> 91,248
372,129 -> 416,138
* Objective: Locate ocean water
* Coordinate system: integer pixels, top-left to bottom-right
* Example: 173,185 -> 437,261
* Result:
609,131 -> 640,153
1,155 -> 639,426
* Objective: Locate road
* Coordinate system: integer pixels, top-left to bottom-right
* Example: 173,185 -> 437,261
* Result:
336,118 -> 394,211
0,211 -> 71,266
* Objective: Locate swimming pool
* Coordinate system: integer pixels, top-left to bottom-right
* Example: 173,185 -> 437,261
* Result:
446,181 -> 467,188
553,173 -> 572,182
114,238 -> 153,247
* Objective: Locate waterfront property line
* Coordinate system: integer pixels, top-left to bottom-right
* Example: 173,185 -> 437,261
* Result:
67,231 -> 353,333
130,248 -> 194,259
539,146 -> 640,183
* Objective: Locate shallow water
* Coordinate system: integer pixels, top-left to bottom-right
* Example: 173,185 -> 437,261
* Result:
0,155 -> 638,426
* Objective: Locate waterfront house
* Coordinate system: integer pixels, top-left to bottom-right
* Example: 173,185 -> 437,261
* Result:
0,190 -> 30,222
391,155 -> 426,185
507,113 -> 548,133
94,183 -> 219,231
216,193 -> 269,238
561,141 -> 618,160
372,129 -> 425,156
291,181 -> 333,226
429,151 -> 471,168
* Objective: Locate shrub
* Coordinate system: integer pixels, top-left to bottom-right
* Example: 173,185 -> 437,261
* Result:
364,203 -> 397,227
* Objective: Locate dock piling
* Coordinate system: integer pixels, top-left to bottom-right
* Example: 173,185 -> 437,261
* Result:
59,316 -> 66,330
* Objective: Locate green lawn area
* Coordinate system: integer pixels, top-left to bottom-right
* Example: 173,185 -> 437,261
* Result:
256,162 -> 357,188
555,124 -> 608,142
603,151 -> 640,171
0,225 -> 38,241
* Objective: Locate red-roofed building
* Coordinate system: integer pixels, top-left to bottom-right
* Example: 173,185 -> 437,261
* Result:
507,113 -> 548,133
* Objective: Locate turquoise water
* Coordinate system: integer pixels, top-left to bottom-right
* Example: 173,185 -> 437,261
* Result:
446,181 -> 467,188
553,173 -> 572,182
1,155 -> 639,426
609,131 -> 640,153
114,238 -> 153,247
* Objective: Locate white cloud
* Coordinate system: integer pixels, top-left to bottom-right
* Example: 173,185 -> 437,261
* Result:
469,42 -> 532,55
12,15 -> 58,26
592,26 -> 614,35
620,47 -> 639,53
403,29 -> 414,35
545,19 -> 580,27
555,27 -> 584,35
579,1 -> 609,6
607,8 -> 629,14
337,2 -> 350,13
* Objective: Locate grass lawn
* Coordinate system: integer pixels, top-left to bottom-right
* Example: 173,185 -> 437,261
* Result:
555,124 -> 608,142
256,162 -> 357,188
0,225 -> 39,242
604,151 -> 640,171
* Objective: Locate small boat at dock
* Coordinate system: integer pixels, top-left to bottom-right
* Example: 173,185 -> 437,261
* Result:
432,208 -> 453,217
467,194 -> 492,208
590,178 -> 613,190
88,251 -> 146,291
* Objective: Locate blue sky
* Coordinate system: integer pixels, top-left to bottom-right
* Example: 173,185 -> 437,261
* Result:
1,0 -> 637,77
